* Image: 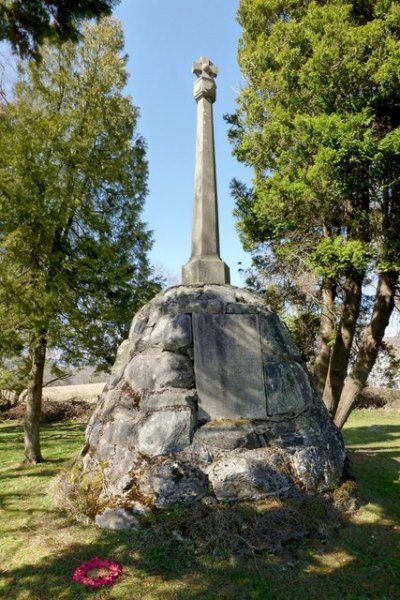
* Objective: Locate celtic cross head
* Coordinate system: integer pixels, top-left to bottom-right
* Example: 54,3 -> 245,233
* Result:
192,57 -> 218,80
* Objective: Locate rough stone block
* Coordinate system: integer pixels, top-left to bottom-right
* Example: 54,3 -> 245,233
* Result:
191,420 -> 262,462
204,285 -> 236,304
95,507 -> 139,530
155,352 -> 194,388
141,389 -> 197,410
136,406 -> 195,457
125,349 -> 194,391
208,448 -> 293,501
291,445 -> 344,492
264,362 -> 313,415
225,302 -> 260,314
150,314 -> 192,350
139,459 -> 208,507
260,314 -> 301,360
192,313 -> 267,419
108,339 -> 131,387
234,288 -> 267,307
128,306 -> 150,338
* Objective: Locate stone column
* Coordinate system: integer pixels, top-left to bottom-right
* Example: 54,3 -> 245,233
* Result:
182,57 -> 230,285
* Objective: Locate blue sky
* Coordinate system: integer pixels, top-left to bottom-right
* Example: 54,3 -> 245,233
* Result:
114,0 -> 252,286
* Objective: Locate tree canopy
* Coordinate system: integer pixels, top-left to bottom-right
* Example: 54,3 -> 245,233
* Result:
0,17 -> 161,462
228,0 -> 400,427
0,0 -> 120,57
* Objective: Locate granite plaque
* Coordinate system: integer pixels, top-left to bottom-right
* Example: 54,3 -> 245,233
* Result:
192,313 -> 267,419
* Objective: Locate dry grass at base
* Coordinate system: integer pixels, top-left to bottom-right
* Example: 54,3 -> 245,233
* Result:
0,410 -> 399,600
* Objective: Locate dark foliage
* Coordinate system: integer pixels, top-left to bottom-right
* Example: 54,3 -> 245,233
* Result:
0,0 -> 120,57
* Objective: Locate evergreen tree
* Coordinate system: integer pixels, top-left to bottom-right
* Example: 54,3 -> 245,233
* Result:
0,0 -> 120,57
228,0 -> 400,427
0,17 -> 161,462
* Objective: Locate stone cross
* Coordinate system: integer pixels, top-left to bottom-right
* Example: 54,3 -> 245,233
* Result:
182,57 -> 230,285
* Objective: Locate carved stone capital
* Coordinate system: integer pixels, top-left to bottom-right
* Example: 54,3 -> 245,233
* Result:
193,76 -> 216,102
192,56 -> 217,103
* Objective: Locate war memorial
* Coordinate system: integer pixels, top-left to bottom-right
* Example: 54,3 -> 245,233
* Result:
60,58 -> 347,530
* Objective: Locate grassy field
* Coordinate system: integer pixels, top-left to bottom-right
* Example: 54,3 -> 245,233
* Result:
0,409 -> 399,600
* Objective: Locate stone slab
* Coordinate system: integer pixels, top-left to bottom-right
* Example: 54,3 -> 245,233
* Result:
192,313 -> 267,419
264,362 -> 313,416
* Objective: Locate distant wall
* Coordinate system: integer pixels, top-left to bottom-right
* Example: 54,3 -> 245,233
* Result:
42,383 -> 105,404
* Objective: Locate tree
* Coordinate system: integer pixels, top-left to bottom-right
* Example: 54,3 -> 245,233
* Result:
228,0 -> 400,428
0,0 -> 120,58
0,17 -> 161,463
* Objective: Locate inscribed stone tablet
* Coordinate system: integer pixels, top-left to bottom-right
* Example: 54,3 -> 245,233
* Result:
192,313 -> 267,419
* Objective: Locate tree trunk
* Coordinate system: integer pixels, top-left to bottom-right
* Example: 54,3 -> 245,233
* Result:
313,277 -> 336,392
322,271 -> 364,416
24,334 -> 47,464
334,271 -> 398,429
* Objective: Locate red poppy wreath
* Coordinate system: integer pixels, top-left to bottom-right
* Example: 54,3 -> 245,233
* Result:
72,557 -> 123,588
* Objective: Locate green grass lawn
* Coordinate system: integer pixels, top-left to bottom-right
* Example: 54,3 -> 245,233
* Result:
0,410 -> 399,600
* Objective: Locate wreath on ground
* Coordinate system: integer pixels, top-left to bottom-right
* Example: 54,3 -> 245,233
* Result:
72,557 -> 123,588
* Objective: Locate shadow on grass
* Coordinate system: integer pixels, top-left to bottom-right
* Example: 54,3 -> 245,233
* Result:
0,502 -> 399,600
1,480 -> 399,600
344,424 -> 400,448
344,424 -> 400,525
0,422 -> 399,600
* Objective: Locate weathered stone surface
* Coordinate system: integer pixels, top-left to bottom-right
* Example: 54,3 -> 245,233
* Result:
154,352 -> 194,388
94,422 -> 132,461
291,445 -> 345,492
141,389 -> 197,410
235,288 -> 267,307
139,458 -> 208,507
108,339 -> 131,387
260,313 -> 302,360
125,350 -> 194,391
136,407 -> 195,457
191,420 -> 262,461
209,448 -> 293,501
226,302 -> 261,314
128,305 -> 150,339
150,314 -> 192,350
95,507 -> 139,530
264,362 -> 313,416
204,285 -> 235,304
193,313 -> 267,420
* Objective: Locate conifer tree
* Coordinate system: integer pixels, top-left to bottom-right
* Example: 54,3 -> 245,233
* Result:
0,0 -> 120,57
0,18 -> 160,462
228,0 -> 400,427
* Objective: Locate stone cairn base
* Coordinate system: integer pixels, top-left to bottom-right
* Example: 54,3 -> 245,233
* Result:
61,285 -> 346,529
